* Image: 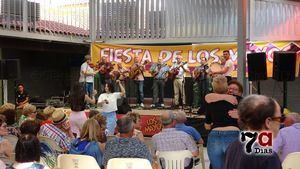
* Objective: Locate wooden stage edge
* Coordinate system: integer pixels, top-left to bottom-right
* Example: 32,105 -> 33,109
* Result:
130,107 -> 205,118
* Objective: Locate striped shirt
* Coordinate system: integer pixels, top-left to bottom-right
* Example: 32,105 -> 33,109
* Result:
39,123 -> 71,151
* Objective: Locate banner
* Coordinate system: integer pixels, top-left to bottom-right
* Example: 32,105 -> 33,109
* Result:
91,42 -> 300,77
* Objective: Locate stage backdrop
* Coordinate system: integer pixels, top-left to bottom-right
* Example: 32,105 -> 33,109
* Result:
91,42 -> 300,78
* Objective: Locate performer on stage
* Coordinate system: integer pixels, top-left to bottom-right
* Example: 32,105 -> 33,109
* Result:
16,84 -> 29,109
192,57 -> 209,108
79,55 -> 97,97
129,56 -> 145,108
210,50 -> 234,82
97,56 -> 114,93
150,56 -> 169,108
169,55 -> 189,108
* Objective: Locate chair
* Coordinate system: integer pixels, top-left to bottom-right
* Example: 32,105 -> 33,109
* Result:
37,135 -> 65,153
197,144 -> 205,169
107,158 -> 152,169
156,150 -> 194,169
3,134 -> 18,150
57,154 -> 100,169
282,152 -> 300,169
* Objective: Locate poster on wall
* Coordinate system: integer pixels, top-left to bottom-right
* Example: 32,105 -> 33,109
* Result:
91,41 -> 300,77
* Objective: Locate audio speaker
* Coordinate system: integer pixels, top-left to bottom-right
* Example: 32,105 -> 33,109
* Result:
0,59 -> 21,79
273,52 -> 296,81
247,52 -> 267,81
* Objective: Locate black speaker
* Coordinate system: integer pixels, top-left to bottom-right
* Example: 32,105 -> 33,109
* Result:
247,52 -> 267,81
0,59 -> 21,79
273,52 -> 296,81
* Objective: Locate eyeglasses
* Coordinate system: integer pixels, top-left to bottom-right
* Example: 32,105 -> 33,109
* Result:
271,116 -> 285,123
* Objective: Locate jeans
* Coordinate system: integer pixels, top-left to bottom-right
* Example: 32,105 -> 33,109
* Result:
207,130 -> 239,169
134,80 -> 144,104
152,79 -> 165,105
102,111 -> 117,135
84,82 -> 93,97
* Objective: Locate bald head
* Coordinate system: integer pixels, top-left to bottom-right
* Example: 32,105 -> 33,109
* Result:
284,112 -> 300,127
161,111 -> 176,126
175,110 -> 187,123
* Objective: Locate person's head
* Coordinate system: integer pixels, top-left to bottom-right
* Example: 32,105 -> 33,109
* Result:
0,114 -> 6,127
117,62 -> 122,68
212,75 -> 228,94
161,111 -> 176,128
22,104 -> 37,118
228,80 -> 243,96
283,112 -> 300,127
117,116 -> 134,137
101,56 -> 107,62
93,113 -> 107,130
80,119 -> 101,141
85,54 -> 91,63
238,95 -> 281,137
70,83 -> 85,111
42,106 -> 56,120
176,55 -> 183,63
127,112 -> 141,130
17,84 -> 25,93
158,56 -> 163,64
104,83 -> 114,93
51,109 -> 69,130
223,50 -> 230,60
1,108 -> 16,126
15,134 -> 40,163
0,103 -> 15,113
134,56 -> 139,63
175,110 -> 187,124
89,109 -> 100,118
20,120 -> 40,136
200,56 -> 207,64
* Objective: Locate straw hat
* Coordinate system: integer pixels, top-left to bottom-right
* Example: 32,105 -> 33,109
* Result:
52,109 -> 67,124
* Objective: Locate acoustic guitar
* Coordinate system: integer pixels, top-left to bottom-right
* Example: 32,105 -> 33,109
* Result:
168,62 -> 187,80
129,61 -> 149,79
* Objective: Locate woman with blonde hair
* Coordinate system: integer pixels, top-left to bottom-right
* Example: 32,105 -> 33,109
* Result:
69,118 -> 104,167
204,75 -> 240,169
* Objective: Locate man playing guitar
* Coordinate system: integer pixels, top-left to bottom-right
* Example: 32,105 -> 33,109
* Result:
169,55 -> 190,108
79,55 -> 98,97
130,56 -> 145,108
149,56 -> 169,108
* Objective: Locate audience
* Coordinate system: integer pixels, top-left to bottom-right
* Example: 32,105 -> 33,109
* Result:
283,112 -> 299,127
204,75 -> 240,169
20,120 -> 40,136
152,111 -> 198,169
18,104 -> 37,126
92,113 -> 107,143
40,106 -> 56,125
273,112 -> 300,161
223,94 -> 282,169
39,109 -> 72,152
126,112 -> 144,141
69,119 -> 104,168
0,114 -> 14,166
175,110 -> 203,144
103,116 -> 153,167
227,80 -> 243,97
7,134 -> 49,169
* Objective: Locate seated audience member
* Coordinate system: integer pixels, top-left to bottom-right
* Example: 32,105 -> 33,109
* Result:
20,120 -> 40,136
15,84 -> 29,109
40,106 -> 56,125
93,113 -> 107,144
0,104 -> 19,136
283,112 -> 299,127
7,134 -> 49,169
152,111 -> 198,169
126,112 -> 144,141
39,109 -> 72,152
69,119 -> 104,167
0,115 -> 14,166
273,112 -> 300,161
223,95 -> 282,169
175,110 -> 203,144
103,116 -> 153,167
18,104 -> 37,127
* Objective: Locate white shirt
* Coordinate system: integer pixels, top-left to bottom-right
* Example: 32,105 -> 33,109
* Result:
170,62 -> 189,79
79,62 -> 94,83
97,92 -> 121,112
224,59 -> 234,77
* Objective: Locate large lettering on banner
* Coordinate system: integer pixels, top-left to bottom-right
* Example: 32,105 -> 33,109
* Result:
91,42 -> 300,77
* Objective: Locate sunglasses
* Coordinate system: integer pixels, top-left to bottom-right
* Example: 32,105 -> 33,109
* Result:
271,116 -> 285,123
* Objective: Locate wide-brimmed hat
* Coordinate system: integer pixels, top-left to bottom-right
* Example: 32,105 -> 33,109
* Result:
52,109 -> 67,124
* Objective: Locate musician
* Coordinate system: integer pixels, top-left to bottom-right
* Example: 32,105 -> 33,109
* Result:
16,84 -> 29,109
79,55 -> 97,97
211,50 -> 234,82
149,56 -> 169,108
130,56 -> 145,108
170,55 -> 189,108
192,57 -> 209,108
98,56 -> 114,92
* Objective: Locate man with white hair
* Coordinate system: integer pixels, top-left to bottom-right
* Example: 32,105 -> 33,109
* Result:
169,56 -> 190,108
273,112 -> 300,161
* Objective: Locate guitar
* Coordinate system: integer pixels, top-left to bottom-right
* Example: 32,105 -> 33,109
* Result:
129,61 -> 149,79
168,62 -> 187,80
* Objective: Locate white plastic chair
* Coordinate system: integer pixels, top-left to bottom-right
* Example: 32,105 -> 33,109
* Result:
282,152 -> 300,169
197,144 -> 205,169
37,135 -> 65,153
156,150 -> 194,169
107,158 -> 152,169
57,154 -> 100,169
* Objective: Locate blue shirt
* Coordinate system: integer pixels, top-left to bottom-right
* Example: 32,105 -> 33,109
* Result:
150,63 -> 169,79
175,123 -> 202,142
